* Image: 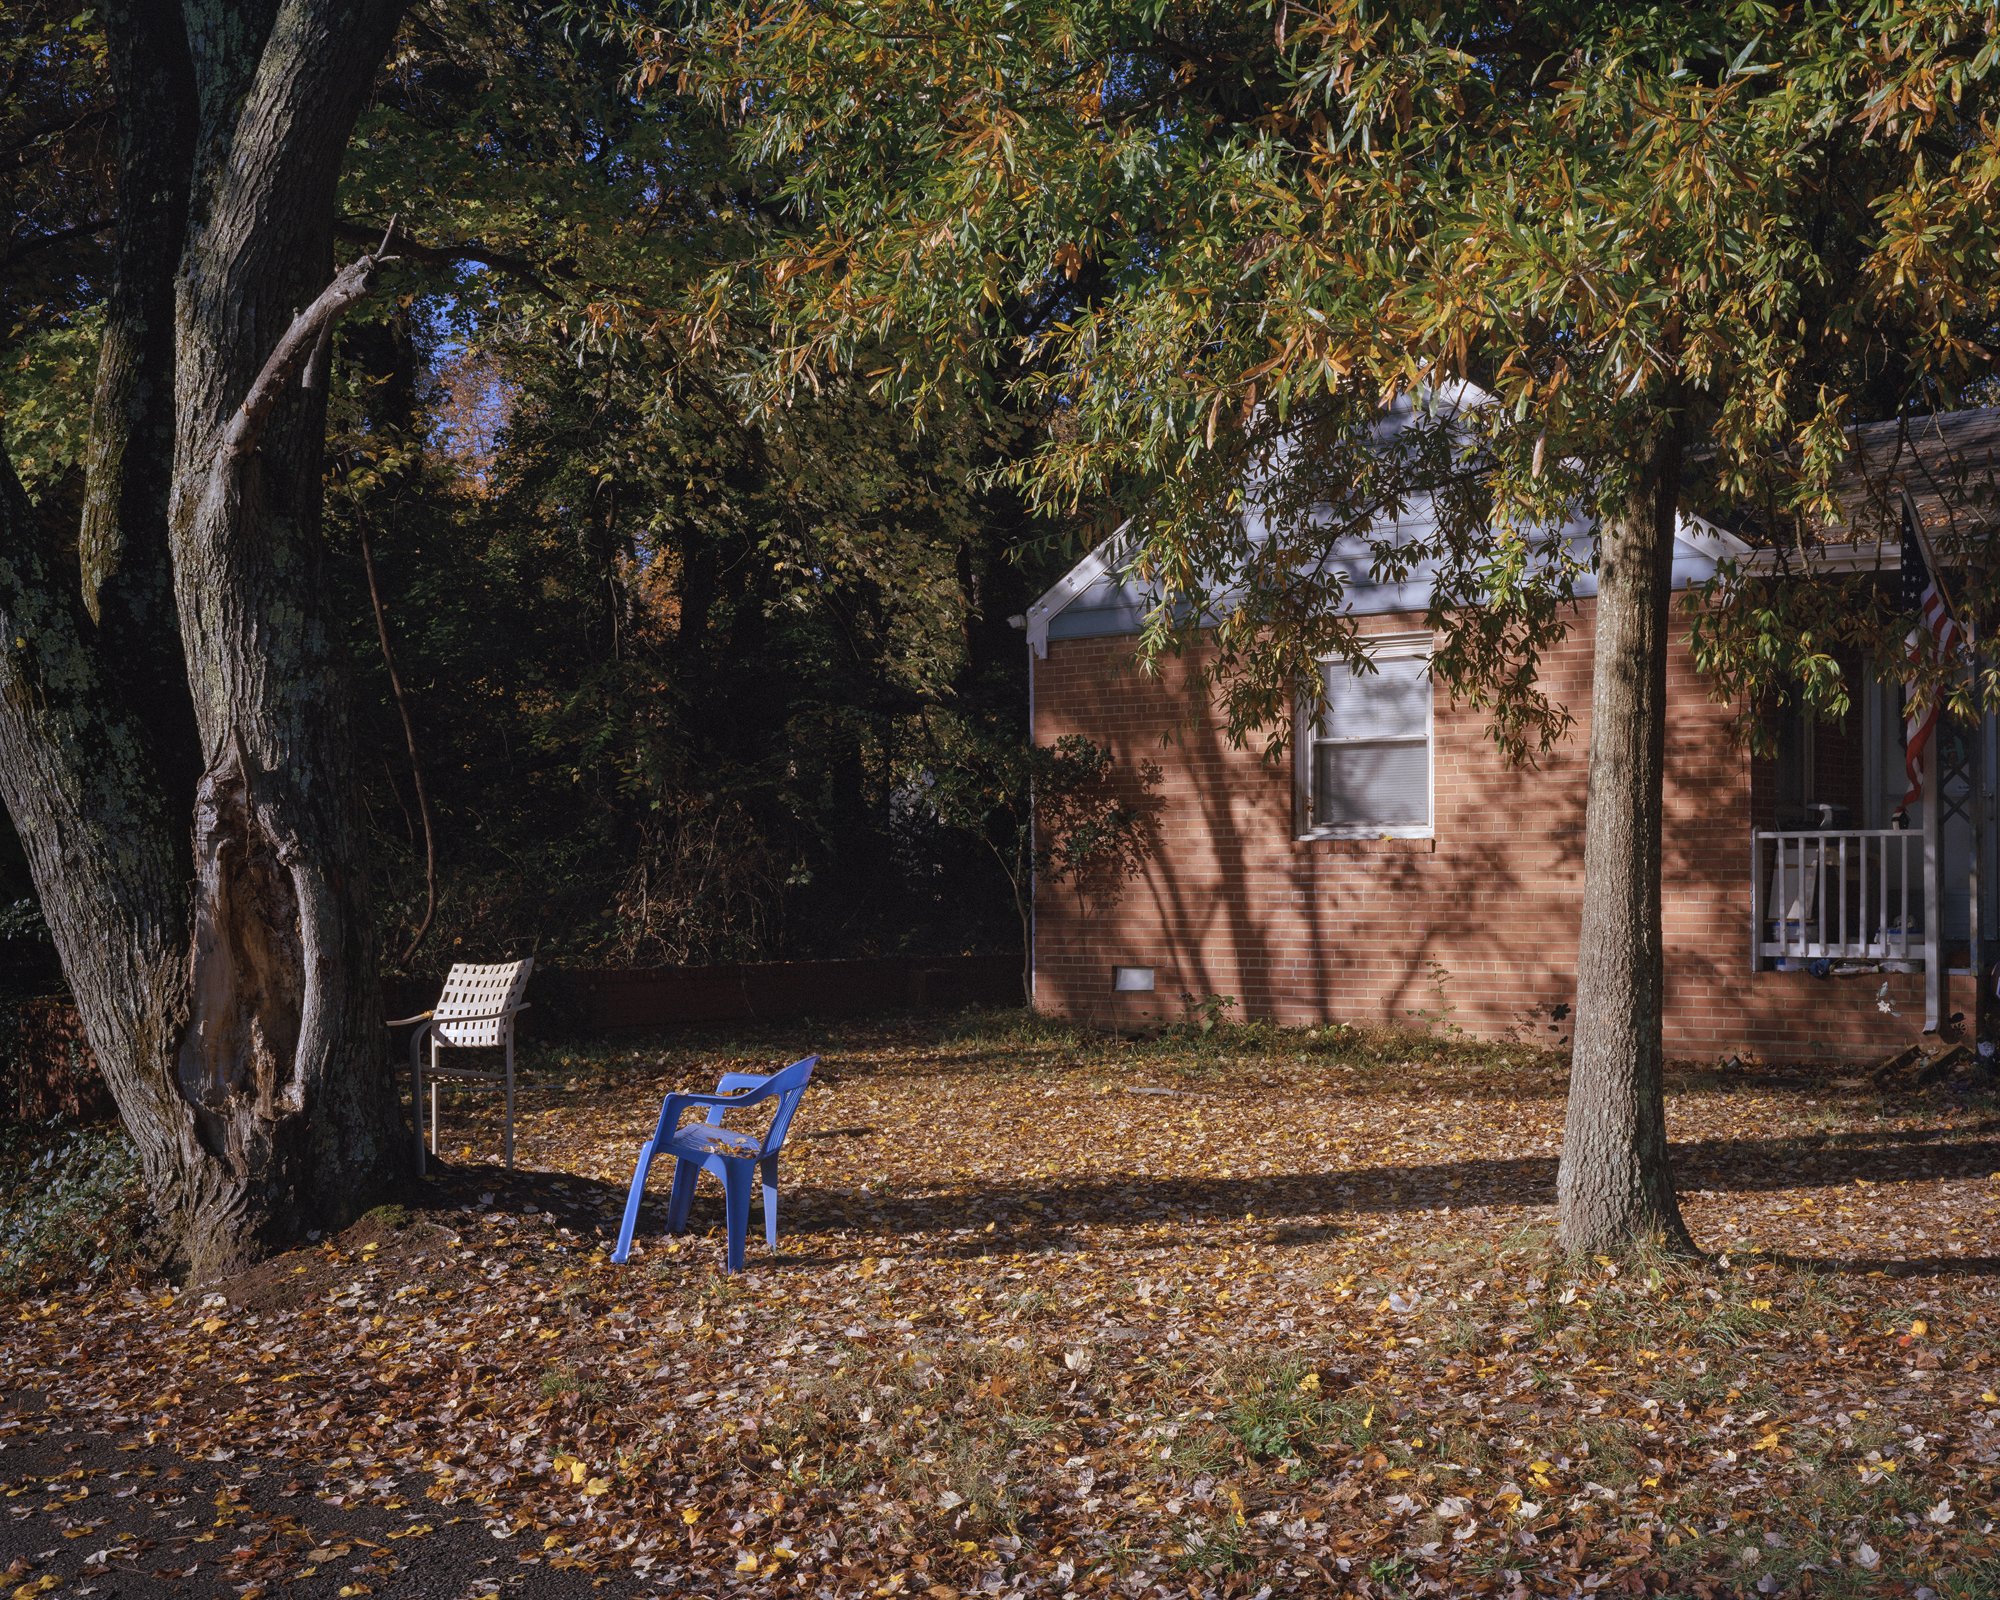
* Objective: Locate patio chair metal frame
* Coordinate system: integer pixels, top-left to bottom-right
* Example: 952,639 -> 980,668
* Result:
387,958 -> 534,1173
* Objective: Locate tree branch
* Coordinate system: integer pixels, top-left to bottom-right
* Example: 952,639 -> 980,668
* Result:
216,236 -> 397,467
357,522 -> 439,967
335,218 -> 567,302
0,104 -> 116,168
0,215 -> 111,268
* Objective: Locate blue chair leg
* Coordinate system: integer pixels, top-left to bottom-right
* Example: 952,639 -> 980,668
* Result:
666,1156 -> 699,1235
720,1160 -> 752,1273
760,1156 -> 780,1251
611,1140 -> 656,1264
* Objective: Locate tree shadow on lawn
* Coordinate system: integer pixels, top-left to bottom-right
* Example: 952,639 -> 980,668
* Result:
430,1118 -> 2000,1275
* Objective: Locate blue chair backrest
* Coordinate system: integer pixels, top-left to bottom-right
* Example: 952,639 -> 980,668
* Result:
712,1055 -> 817,1157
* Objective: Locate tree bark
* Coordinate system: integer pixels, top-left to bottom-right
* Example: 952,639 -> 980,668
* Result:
81,1 -> 200,807
1556,411 -> 1696,1258
0,457 -> 197,1244
0,0 -> 415,1282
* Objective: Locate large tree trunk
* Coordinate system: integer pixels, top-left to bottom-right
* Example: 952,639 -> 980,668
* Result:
1556,413 -> 1696,1257
0,457 -> 198,1246
0,0 -> 413,1282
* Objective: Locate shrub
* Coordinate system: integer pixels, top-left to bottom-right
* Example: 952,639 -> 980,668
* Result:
0,1121 -> 144,1289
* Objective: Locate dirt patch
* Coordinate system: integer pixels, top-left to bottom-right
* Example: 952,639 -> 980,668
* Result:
220,1205 -> 444,1313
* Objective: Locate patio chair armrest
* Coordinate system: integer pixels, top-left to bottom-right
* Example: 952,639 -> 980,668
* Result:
654,1086 -> 766,1134
663,1088 -> 768,1114
385,1010 -> 435,1028
715,1071 -> 771,1096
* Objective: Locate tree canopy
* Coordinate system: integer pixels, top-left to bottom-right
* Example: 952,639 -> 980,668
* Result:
661,0 -> 2000,738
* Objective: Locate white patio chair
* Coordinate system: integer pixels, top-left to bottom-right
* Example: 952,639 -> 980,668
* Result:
388,958 -> 534,1173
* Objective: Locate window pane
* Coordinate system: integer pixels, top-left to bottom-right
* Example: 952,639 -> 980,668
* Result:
1320,654 -> 1429,741
1313,741 -> 1430,828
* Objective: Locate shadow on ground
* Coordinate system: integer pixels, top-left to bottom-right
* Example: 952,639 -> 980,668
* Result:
423,1117 -> 2000,1278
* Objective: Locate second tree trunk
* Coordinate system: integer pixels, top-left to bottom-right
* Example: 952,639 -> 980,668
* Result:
1557,414 -> 1695,1257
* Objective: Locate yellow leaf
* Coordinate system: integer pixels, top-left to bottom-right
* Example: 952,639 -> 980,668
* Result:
1980,1392 -> 1997,1405
200,1317 -> 226,1334
735,1551 -> 759,1573
582,1477 -> 611,1497
1529,1460 -> 1555,1475
1295,1372 -> 1321,1394
1749,1298 -> 1772,1312
681,1507 -> 700,1525
1910,1319 -> 1928,1337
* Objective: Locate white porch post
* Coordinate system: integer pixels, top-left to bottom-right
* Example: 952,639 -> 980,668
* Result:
1924,731 -> 1942,1033
1749,828 -> 1763,974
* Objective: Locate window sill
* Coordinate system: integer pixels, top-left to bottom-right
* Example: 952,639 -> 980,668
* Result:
1295,827 -> 1436,845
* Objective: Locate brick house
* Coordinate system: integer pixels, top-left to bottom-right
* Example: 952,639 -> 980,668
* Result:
1022,405 -> 1998,1062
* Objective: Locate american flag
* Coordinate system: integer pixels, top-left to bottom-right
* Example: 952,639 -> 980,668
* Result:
1899,488 -> 1960,807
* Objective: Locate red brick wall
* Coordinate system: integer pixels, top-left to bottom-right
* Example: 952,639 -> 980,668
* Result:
1031,606 -> 1939,1063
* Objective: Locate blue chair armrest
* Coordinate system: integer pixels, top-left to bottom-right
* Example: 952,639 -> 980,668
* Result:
716,1071 -> 770,1096
654,1085 -> 771,1136
665,1087 -> 770,1114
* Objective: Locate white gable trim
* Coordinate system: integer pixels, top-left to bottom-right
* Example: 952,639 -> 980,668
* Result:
1025,507 -> 1753,658
1675,512 -> 1753,563
1025,518 -> 1137,659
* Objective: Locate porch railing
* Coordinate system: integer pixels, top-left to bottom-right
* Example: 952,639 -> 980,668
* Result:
1750,828 -> 1924,965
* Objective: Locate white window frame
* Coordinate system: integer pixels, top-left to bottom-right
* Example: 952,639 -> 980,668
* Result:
1295,632 -> 1435,840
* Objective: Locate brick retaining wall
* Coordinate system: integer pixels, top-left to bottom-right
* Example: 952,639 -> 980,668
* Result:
4,952 -> 1022,1124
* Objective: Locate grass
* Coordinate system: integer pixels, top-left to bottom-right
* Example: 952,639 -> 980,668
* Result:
757,1335 -> 1064,1531
537,1360 -> 605,1402
936,1004 -> 1564,1077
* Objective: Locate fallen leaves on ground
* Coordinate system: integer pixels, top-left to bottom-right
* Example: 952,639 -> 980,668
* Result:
5,1013 -> 2000,1598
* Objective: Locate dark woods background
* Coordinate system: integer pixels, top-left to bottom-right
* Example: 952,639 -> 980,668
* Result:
0,0 -> 1071,1005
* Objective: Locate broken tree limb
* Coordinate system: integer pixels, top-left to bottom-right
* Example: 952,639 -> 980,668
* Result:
215,229 -> 399,467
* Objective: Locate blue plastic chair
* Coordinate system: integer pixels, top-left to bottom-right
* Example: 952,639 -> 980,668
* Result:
611,1056 -> 817,1271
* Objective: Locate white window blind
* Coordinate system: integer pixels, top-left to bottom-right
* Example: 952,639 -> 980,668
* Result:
1305,640 -> 1433,833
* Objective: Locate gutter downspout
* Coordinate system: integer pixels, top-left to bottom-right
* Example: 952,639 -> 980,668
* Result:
1010,612 -> 1037,1011
1925,729 -> 1942,1033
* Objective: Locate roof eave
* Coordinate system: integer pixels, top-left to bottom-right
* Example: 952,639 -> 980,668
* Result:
1024,518 -> 1137,660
